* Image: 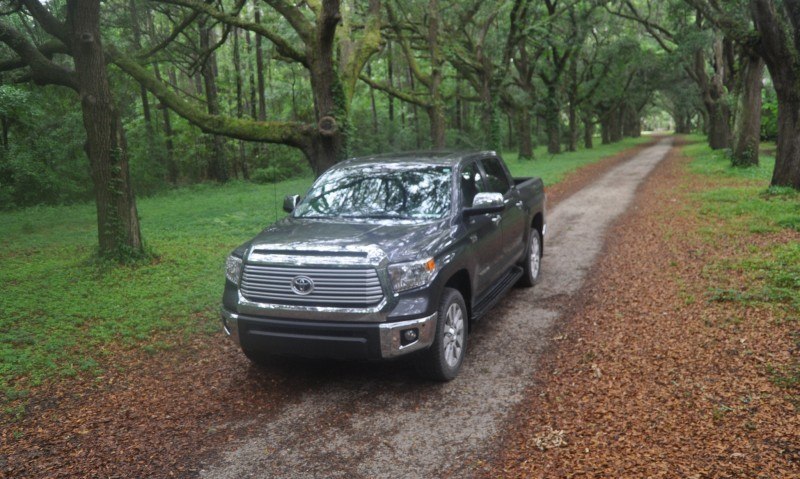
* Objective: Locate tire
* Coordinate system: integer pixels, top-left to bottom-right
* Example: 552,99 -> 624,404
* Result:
517,228 -> 542,288
415,288 -> 468,381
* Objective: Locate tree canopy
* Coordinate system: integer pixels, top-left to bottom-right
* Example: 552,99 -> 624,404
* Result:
0,0 -> 797,258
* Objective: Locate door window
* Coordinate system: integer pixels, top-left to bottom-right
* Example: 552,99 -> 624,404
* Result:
480,158 -> 512,194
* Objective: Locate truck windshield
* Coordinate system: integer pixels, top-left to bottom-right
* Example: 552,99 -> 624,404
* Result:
294,165 -> 452,220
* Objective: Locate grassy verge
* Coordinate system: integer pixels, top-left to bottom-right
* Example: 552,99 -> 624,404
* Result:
682,135 -> 799,399
503,136 -> 653,184
0,136 -> 654,407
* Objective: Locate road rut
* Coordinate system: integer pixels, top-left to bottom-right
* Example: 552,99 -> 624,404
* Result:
200,139 -> 674,479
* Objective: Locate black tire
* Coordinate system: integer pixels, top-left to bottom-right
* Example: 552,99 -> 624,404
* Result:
415,288 -> 468,381
517,228 -> 542,288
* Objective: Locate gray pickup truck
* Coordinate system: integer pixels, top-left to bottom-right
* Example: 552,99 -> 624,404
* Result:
221,151 -> 545,380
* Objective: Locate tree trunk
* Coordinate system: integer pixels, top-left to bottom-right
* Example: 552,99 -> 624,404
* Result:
732,52 -> 764,167
545,84 -> 560,154
601,116 -> 611,145
254,4 -> 267,122
387,40 -> 395,124
771,91 -> 800,187
232,27 -> 249,179
567,56 -> 578,152
304,0 -> 349,175
751,0 -> 800,188
427,0 -> 445,149
622,104 -> 636,137
609,106 -> 622,143
367,64 -> 379,135
427,105 -> 445,149
674,113 -> 692,134
518,107 -> 533,160
408,66 -> 421,149
707,101 -> 732,150
583,114 -> 594,149
1,116 -> 8,149
567,101 -> 578,152
129,0 -> 157,163
154,62 -> 177,184
199,24 -> 229,182
66,0 -> 143,259
701,38 -> 732,150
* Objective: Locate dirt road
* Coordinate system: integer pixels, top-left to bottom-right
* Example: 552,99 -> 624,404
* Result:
199,139 -> 674,479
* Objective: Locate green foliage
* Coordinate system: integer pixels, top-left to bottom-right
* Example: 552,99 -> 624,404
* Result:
761,81 -> 778,141
250,147 -> 312,183
0,86 -> 91,209
505,136 -> 653,185
0,177 -> 312,402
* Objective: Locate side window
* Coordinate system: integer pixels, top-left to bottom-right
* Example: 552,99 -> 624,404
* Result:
480,157 -> 512,194
460,162 -> 486,206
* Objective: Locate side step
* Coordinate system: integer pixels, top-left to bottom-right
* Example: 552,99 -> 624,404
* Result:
471,266 -> 523,322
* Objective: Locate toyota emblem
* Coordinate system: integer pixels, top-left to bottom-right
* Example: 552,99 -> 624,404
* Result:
290,275 -> 314,295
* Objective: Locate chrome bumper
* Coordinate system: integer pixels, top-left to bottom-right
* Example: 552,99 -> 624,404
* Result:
221,308 -> 240,346
222,307 -> 437,359
378,312 -> 437,358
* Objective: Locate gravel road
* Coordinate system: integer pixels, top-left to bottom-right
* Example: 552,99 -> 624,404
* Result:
200,139 -> 674,479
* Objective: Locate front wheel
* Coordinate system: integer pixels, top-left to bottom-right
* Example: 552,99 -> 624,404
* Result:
518,228 -> 542,287
415,288 -> 468,381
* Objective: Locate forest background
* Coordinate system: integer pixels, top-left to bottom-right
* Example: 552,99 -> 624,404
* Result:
1,0 -> 798,262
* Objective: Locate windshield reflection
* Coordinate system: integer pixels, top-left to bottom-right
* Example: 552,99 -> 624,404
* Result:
294,164 -> 452,220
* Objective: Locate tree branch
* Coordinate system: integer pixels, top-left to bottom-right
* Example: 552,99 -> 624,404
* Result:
264,0 -> 315,46
0,20 -> 77,89
109,45 -> 313,146
156,0 -> 309,66
20,0 -> 70,45
358,72 -> 430,107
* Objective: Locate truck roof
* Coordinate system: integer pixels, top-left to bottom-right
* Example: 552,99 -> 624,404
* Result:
337,150 -> 498,168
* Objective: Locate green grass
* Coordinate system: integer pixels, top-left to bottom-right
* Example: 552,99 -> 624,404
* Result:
681,137 -> 800,315
0,136 -> 654,402
0,178 -> 312,400
503,136 -> 653,185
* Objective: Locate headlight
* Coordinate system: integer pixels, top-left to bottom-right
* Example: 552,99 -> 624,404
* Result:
225,255 -> 243,284
388,257 -> 436,293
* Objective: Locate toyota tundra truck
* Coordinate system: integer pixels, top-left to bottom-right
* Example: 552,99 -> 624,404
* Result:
221,151 -> 545,380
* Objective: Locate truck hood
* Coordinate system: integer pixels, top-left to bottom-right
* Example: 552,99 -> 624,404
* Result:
248,217 -> 454,264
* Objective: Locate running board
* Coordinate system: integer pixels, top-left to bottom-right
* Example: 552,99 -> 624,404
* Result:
471,266 -> 523,322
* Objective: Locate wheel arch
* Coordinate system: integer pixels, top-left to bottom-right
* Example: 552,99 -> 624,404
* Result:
442,269 -> 472,330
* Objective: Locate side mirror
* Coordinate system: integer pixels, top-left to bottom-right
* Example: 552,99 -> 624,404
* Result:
464,192 -> 504,216
283,194 -> 301,213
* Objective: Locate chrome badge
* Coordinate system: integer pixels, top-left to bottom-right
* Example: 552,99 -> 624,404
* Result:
290,275 -> 315,295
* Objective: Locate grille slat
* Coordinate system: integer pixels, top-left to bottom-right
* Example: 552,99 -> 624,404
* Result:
241,264 -> 384,307
242,276 -> 378,287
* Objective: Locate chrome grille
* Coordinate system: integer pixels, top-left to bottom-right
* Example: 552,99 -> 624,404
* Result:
240,265 -> 384,307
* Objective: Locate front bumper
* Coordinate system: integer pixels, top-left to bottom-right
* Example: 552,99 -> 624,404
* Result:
221,307 -> 437,360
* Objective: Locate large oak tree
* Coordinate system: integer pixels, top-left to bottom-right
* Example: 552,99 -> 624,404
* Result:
0,0 -> 143,259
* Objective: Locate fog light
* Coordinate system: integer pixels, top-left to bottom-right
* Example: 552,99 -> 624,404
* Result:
402,328 -> 418,343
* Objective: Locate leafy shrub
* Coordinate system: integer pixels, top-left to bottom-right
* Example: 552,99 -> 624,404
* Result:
251,166 -> 293,184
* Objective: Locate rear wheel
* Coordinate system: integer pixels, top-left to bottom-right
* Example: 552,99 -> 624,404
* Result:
518,228 -> 542,287
416,288 -> 468,381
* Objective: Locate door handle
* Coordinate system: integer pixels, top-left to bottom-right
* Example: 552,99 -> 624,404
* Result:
491,215 -> 501,225
516,200 -> 523,208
